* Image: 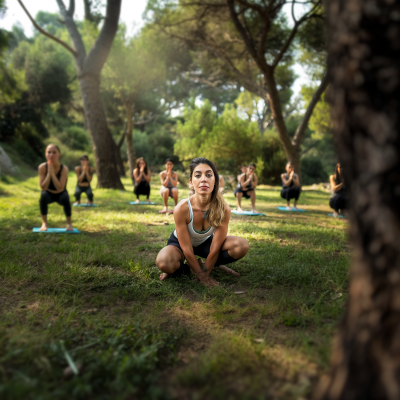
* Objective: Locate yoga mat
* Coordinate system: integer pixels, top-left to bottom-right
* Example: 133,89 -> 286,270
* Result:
327,213 -> 345,218
73,204 -> 97,207
231,210 -> 266,216
277,207 -> 306,212
129,202 -> 156,205
33,228 -> 80,234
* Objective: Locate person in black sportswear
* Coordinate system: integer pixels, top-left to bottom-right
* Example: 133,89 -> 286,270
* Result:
38,144 -> 73,231
329,163 -> 348,217
234,163 -> 258,213
280,161 -> 301,210
74,155 -> 95,205
133,157 -> 151,203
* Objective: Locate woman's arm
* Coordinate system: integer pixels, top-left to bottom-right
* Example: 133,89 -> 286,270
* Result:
292,174 -> 300,187
48,165 -> 68,192
133,169 -> 143,184
205,205 -> 231,273
251,175 -> 258,188
85,167 -> 93,183
144,170 -> 151,183
39,164 -> 50,191
76,166 -> 85,183
281,173 -> 292,187
174,202 -> 204,275
330,175 -> 343,192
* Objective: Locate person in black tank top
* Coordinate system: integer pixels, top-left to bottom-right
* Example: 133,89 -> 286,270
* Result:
133,157 -> 151,202
280,161 -> 301,210
329,163 -> 348,216
38,144 -> 73,231
74,155 -> 95,205
159,158 -> 178,213
234,163 -> 258,213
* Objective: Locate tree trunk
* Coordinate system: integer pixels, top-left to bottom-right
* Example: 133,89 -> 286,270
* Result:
115,130 -> 126,177
124,104 -> 136,181
79,75 -> 124,189
315,1 -> 400,399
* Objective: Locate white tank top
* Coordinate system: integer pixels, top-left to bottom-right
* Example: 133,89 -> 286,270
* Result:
173,198 -> 216,247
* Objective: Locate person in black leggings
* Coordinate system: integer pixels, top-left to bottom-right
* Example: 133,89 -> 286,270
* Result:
329,163 -> 348,216
133,157 -> 151,203
38,144 -> 73,231
280,161 -> 301,210
74,155 -> 95,205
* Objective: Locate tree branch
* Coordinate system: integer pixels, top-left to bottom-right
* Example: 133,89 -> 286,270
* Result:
16,0 -> 77,56
300,140 -> 319,156
292,71 -> 329,149
68,0 -> 75,17
84,0 -> 122,76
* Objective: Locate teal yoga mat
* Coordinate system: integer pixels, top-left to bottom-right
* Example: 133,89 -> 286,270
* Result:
327,213 -> 345,218
33,228 -> 80,233
231,210 -> 266,216
73,203 -> 97,207
277,206 -> 306,212
129,202 -> 156,205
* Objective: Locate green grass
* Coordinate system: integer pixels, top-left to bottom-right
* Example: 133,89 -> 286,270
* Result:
0,172 -> 350,399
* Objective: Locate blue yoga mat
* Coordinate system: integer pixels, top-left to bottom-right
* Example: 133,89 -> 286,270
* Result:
73,204 -> 97,207
129,202 -> 156,205
33,228 -> 81,234
327,213 -> 345,218
231,210 -> 266,216
277,206 -> 306,212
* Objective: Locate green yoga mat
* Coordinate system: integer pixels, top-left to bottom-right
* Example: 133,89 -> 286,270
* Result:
32,228 -> 80,233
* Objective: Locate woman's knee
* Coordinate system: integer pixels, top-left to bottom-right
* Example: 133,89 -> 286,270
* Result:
228,237 -> 249,258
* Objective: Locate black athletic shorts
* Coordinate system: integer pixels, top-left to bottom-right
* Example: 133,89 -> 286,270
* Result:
167,231 -> 217,262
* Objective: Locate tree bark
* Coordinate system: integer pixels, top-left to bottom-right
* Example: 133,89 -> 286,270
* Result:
124,103 -> 136,181
315,1 -> 400,399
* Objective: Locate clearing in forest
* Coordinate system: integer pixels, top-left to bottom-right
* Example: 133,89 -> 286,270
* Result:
0,173 -> 349,400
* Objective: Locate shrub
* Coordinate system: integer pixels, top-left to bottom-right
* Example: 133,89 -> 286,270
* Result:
301,155 -> 328,185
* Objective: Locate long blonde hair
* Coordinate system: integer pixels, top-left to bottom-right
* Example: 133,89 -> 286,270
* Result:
189,157 -> 227,227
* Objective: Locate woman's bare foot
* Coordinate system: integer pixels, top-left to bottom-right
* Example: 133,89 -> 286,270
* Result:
237,207 -> 243,213
286,206 -> 291,210
73,201 -> 80,205
146,199 -> 150,203
332,211 -> 339,217
160,273 -> 170,281
219,265 -> 240,277
252,209 -> 258,214
159,207 -> 168,214
66,224 -> 74,231
135,199 -> 140,203
39,223 -> 48,231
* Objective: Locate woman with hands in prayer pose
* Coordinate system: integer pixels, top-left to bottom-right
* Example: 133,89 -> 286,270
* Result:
329,163 -> 348,217
38,144 -> 73,231
159,158 -> 178,214
74,155 -> 95,205
156,157 -> 249,286
133,157 -> 151,203
234,163 -> 258,213
281,161 -> 301,210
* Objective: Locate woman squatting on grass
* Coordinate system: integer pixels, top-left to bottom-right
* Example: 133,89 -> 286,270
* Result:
38,144 -> 73,231
156,157 -> 249,287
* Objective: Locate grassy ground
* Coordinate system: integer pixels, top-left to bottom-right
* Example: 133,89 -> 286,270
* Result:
0,172 -> 350,399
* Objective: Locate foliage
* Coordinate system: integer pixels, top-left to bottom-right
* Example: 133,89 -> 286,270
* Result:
301,155 -> 328,184
58,127 -> 91,152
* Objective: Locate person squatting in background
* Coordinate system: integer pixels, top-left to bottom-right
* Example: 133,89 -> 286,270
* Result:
38,144 -> 73,231
329,163 -> 348,217
156,157 -> 249,286
159,158 -> 178,214
133,157 -> 151,203
281,161 -> 301,210
74,155 -> 95,205
234,163 -> 258,213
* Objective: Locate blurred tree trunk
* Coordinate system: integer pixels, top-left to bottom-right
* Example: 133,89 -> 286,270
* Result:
316,1 -> 400,399
121,93 -> 136,181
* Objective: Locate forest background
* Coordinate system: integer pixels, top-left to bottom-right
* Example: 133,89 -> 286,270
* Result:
0,0 -> 335,186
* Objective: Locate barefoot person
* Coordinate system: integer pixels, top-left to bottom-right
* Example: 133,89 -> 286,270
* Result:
156,157 -> 249,286
74,155 -> 95,205
281,161 -> 301,210
133,157 -> 151,203
159,158 -> 178,214
38,144 -> 73,231
234,163 -> 258,213
329,163 -> 348,217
